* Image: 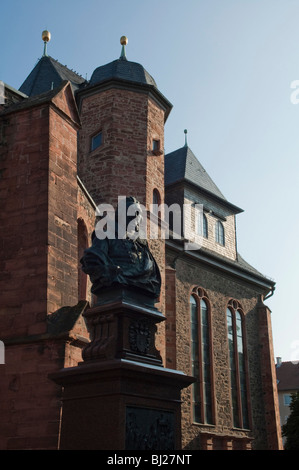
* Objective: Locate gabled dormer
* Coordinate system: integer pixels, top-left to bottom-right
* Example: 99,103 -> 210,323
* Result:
165,144 -> 243,261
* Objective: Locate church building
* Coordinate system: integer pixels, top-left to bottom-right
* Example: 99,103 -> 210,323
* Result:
0,32 -> 282,450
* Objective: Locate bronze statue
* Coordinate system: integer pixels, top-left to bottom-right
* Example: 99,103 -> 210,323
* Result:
81,197 -> 161,302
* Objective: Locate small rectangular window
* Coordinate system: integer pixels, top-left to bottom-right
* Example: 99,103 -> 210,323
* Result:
284,394 -> 292,406
91,132 -> 102,151
153,139 -> 160,152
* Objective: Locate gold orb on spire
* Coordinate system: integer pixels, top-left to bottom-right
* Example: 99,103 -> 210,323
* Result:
120,36 -> 128,46
42,30 -> 51,43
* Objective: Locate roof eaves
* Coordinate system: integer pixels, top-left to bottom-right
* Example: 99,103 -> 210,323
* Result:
165,177 -> 243,214
76,77 -> 173,121
165,238 -> 275,291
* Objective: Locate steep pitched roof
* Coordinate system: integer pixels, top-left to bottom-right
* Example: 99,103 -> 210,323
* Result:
19,56 -> 86,97
165,145 -> 243,214
276,361 -> 299,391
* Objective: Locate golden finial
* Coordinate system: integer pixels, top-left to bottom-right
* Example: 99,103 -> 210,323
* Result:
120,36 -> 128,59
42,30 -> 51,56
120,36 -> 128,46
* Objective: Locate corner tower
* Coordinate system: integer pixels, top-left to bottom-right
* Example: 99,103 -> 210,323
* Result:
76,37 -> 172,211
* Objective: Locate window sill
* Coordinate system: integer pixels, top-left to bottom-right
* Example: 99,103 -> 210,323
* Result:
192,421 -> 215,428
231,426 -> 251,432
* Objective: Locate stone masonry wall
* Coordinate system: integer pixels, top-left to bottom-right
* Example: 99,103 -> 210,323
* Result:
0,84 -> 88,450
78,87 -> 149,207
166,252 -> 272,449
0,105 -> 49,338
47,104 -> 79,314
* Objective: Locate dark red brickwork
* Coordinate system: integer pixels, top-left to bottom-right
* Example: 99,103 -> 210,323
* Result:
0,83 -> 90,450
0,102 -> 50,338
78,88 -> 149,207
258,301 -> 283,449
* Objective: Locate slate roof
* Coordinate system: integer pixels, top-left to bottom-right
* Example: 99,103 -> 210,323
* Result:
165,145 -> 243,214
276,361 -> 299,391
19,56 -> 86,97
89,56 -> 157,88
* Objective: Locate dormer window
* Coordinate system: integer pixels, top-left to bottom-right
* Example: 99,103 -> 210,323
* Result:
215,220 -> 225,246
91,131 -> 102,151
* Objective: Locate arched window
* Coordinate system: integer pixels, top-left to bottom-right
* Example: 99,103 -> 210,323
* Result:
226,300 -> 250,429
190,287 -> 214,424
152,188 -> 161,218
153,188 -> 160,206
215,220 -> 225,246
197,212 -> 208,238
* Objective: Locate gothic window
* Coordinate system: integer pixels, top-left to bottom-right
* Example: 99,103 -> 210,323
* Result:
215,220 -> 225,246
226,300 -> 250,429
197,212 -> 208,238
153,188 -> 160,206
152,188 -> 161,218
190,288 -> 214,425
91,131 -> 102,151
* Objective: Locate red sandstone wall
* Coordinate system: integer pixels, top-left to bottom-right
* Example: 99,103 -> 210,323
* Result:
47,103 -> 79,313
78,88 -> 148,207
258,301 -> 283,450
0,83 -> 88,450
77,183 -> 96,304
0,105 -> 49,337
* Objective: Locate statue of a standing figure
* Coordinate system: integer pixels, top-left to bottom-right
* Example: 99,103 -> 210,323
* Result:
80,197 -> 161,304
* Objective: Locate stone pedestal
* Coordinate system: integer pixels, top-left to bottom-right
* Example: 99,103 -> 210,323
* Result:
50,290 -> 194,450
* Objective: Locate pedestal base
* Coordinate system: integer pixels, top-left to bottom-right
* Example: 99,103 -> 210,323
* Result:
49,295 -> 194,450
82,292 -> 165,366
50,359 -> 193,450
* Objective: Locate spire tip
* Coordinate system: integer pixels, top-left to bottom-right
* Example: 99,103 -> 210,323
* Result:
42,30 -> 51,56
120,36 -> 128,59
184,129 -> 188,147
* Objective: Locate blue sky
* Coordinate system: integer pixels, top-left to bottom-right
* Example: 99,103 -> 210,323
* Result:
1,0 -> 299,362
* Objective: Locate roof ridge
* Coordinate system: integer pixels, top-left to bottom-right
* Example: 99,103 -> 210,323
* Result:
47,55 -> 85,80
19,55 -> 86,97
